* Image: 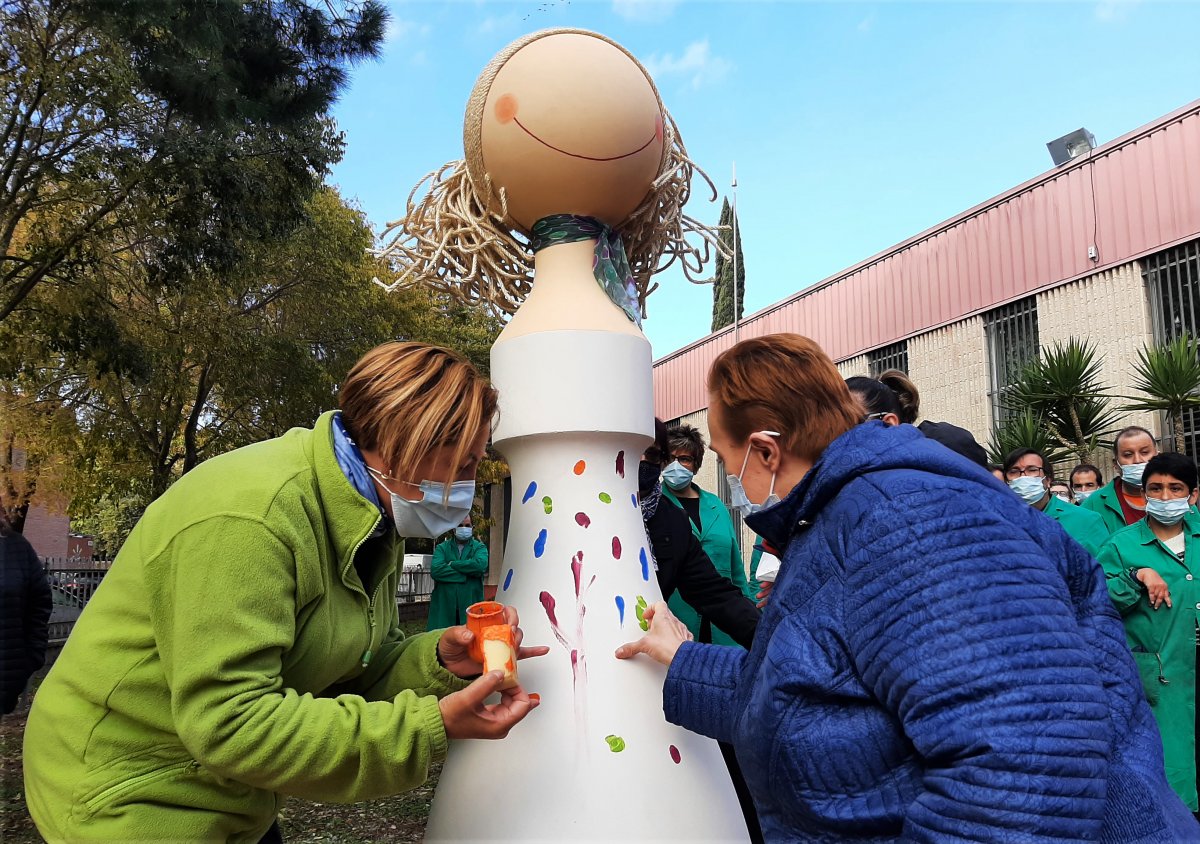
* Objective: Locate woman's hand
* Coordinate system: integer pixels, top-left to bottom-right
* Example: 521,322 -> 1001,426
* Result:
438,671 -> 541,739
614,601 -> 692,667
437,605 -> 550,679
755,581 -> 774,608
1137,568 -> 1172,610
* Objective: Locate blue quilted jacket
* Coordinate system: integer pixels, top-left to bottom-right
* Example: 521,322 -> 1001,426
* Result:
664,422 -> 1198,842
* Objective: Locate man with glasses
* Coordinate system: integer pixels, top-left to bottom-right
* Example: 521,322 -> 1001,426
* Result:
1004,448 -> 1109,556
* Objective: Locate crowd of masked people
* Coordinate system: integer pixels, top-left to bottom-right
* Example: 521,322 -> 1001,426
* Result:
630,361 -> 1200,839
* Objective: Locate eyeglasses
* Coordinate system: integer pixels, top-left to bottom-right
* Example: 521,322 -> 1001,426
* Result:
670,453 -> 698,468
1006,466 -> 1046,479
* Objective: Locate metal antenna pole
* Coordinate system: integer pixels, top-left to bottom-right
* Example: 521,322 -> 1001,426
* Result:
731,162 -> 740,343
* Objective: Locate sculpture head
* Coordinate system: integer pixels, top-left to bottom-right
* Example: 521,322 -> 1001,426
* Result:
467,30 -> 666,232
378,28 -> 719,317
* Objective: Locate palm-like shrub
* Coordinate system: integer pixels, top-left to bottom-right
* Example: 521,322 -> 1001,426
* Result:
1122,335 -> 1200,454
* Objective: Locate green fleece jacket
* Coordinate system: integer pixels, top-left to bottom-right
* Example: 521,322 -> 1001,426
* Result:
23,411 -> 471,842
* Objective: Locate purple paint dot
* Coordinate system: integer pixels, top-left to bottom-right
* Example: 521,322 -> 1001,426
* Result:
669,745 -> 681,764
612,536 -> 622,559
615,595 -> 625,625
640,547 -> 650,581
534,529 -> 548,558
522,481 -> 537,504
616,451 -> 625,478
575,512 -> 591,528
502,568 -> 513,591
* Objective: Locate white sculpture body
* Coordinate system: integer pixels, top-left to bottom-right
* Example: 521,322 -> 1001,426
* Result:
425,242 -> 748,842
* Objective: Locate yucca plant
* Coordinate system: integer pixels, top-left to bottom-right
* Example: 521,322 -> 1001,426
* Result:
988,408 -> 1075,467
1122,334 -> 1200,454
1002,338 -> 1122,462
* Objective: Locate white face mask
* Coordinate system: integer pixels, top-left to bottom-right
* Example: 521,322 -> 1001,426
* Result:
369,467 -> 475,539
1074,489 -> 1096,503
726,432 -> 782,517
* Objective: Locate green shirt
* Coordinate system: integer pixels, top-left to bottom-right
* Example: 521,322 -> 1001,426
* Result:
662,484 -> 755,647
1041,495 -> 1110,557
1097,511 -> 1200,810
23,411 -> 470,841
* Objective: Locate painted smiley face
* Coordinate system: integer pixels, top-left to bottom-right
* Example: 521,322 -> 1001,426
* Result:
493,93 -> 664,163
477,31 -> 666,231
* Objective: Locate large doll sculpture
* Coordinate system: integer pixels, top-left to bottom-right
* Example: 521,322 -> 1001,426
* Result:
380,29 -> 746,841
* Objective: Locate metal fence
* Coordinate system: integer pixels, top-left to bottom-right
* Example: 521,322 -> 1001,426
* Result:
42,555 -> 435,643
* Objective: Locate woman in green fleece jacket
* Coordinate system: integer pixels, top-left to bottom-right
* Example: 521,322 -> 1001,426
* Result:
23,342 -> 546,843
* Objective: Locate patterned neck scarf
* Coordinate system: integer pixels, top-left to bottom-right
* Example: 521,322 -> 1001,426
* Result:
331,413 -> 388,534
530,214 -> 642,326
639,480 -> 662,522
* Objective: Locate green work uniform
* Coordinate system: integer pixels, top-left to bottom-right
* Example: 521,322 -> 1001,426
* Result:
662,485 -> 755,647
427,537 -> 488,631
1082,479 -> 1141,535
1041,495 -> 1110,557
1097,511 -> 1200,810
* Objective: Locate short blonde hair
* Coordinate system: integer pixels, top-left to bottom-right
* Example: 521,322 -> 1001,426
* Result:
708,334 -> 861,463
339,342 -> 498,486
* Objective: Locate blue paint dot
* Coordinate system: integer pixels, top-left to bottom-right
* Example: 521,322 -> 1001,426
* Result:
640,548 -> 650,581
615,596 -> 625,625
503,568 -> 514,591
534,529 -> 548,558
522,481 -> 537,504
631,492 -> 638,508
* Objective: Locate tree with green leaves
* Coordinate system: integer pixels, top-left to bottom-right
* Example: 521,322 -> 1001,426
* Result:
987,409 -> 1075,468
0,0 -> 386,322
1123,334 -> 1200,455
710,197 -> 745,332
1000,338 -> 1121,463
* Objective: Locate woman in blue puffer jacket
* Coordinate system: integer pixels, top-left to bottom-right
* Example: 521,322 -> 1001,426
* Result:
618,333 -> 1198,842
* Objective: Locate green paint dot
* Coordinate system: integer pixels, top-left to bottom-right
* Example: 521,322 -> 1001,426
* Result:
598,492 -> 612,504
635,595 -> 649,631
542,496 -> 553,514
605,734 -> 626,753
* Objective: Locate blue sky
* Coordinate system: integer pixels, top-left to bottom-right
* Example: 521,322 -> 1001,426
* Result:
328,0 -> 1200,359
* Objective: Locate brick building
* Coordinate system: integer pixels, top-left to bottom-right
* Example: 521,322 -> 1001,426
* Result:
652,99 -> 1200,570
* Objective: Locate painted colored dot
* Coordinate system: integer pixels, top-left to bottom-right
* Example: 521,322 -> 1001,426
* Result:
598,492 -> 612,504
612,536 -> 622,559
573,460 -> 586,475
635,595 -> 649,631
639,548 -> 650,581
542,496 -> 553,514
534,529 -> 548,558
605,735 -> 626,753
529,693 -> 541,703
615,595 -> 625,625
522,481 -> 537,504
669,745 -> 681,764
574,512 -> 591,528
615,450 -> 625,478
631,493 -> 638,508
502,568 -> 513,591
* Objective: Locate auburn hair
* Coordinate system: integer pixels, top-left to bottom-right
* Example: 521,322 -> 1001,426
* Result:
708,334 -> 861,462
339,342 -> 498,489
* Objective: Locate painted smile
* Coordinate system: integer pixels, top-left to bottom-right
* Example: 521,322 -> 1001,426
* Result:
512,116 -> 659,162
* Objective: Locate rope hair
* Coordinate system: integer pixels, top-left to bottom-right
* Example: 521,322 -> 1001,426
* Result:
376,27 -> 725,317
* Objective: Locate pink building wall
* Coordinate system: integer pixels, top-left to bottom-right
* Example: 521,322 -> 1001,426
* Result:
654,100 -> 1200,421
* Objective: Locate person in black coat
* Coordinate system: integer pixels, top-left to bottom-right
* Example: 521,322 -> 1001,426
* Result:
879,368 -> 990,469
639,419 -> 764,842
1,501 -> 52,714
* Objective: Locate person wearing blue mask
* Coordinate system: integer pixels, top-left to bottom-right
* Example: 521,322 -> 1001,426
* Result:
428,516 -> 490,630
1071,463 -> 1105,505
1003,447 -> 1109,556
1082,425 -> 1159,534
23,342 -> 547,843
616,332 -> 1197,841
1098,452 -> 1200,813
661,423 -> 757,647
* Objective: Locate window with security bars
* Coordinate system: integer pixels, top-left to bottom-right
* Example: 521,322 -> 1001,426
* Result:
1145,238 -> 1200,457
867,341 -> 909,377
985,297 -> 1040,425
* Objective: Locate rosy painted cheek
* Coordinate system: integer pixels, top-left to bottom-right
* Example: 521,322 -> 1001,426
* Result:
494,93 -> 519,124
654,114 -> 663,143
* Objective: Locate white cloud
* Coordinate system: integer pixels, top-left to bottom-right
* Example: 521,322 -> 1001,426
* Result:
384,18 -> 431,45
642,39 -> 732,91
612,0 -> 681,23
1094,0 -> 1142,22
